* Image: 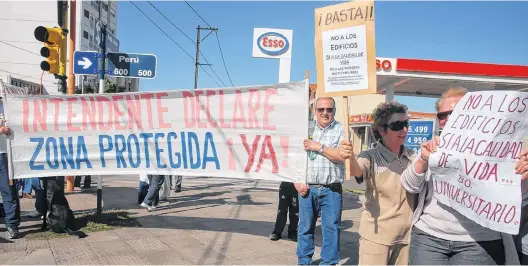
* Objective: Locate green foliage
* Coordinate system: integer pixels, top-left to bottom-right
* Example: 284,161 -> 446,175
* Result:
74,79 -> 126,94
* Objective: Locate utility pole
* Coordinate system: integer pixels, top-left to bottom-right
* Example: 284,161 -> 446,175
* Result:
194,25 -> 217,89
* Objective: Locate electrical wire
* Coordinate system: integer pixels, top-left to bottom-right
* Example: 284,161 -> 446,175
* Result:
142,1 -> 226,87
183,1 -> 233,87
129,1 -> 194,61
0,62 -> 39,65
184,1 -> 212,28
214,32 -> 234,87
0,41 -> 40,56
0,17 -> 55,23
146,1 -> 195,44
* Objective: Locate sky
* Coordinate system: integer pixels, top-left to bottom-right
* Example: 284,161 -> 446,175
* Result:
117,1 -> 528,113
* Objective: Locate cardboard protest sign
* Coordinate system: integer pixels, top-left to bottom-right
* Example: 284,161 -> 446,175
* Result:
314,0 -> 376,97
4,81 -> 310,183
429,91 -> 527,234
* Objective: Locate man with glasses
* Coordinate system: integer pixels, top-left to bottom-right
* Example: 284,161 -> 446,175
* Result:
295,97 -> 346,265
401,87 -> 506,265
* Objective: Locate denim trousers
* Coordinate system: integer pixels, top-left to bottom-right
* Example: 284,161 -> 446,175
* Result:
142,175 -> 165,206
23,178 -> 41,193
297,185 -> 343,265
409,227 -> 505,265
0,153 -> 20,228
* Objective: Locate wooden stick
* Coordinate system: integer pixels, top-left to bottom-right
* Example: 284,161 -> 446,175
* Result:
343,96 -> 351,180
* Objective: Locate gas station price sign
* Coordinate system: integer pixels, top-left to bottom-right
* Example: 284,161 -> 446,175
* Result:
405,119 -> 435,153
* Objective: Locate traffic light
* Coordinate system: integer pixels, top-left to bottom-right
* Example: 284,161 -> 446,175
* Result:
34,26 -> 64,75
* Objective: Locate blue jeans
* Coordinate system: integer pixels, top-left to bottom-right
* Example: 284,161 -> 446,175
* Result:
23,178 -> 41,193
0,153 -> 20,228
297,184 -> 343,265
409,227 -> 505,265
142,175 -> 164,206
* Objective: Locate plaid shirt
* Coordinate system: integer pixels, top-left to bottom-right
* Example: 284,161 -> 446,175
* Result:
307,120 -> 345,184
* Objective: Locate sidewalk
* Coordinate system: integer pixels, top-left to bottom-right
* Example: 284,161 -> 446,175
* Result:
0,176 -> 364,265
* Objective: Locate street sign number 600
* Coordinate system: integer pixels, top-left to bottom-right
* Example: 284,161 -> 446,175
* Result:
114,68 -> 129,76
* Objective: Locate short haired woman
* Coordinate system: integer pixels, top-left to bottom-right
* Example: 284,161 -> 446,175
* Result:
339,101 -> 415,265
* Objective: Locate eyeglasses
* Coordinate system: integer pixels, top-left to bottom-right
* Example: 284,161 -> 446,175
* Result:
436,110 -> 453,120
316,108 -> 335,113
386,120 -> 409,131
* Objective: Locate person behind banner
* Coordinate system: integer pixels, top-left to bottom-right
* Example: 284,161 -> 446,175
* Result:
401,87 -> 506,265
514,148 -> 528,264
0,123 -> 20,239
338,101 -> 415,265
295,97 -> 346,266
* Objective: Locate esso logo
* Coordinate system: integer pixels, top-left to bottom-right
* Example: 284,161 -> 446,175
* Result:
257,32 -> 289,56
376,59 -> 392,72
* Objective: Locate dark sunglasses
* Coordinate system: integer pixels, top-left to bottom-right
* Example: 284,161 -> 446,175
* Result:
386,120 -> 409,131
316,108 -> 335,113
436,110 -> 453,120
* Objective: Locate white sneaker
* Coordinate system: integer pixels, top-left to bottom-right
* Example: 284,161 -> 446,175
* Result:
140,203 -> 153,211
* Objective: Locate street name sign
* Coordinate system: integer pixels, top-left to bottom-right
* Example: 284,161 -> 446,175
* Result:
106,52 -> 157,79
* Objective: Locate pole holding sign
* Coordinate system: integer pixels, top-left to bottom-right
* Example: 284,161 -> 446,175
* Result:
314,0 -> 376,180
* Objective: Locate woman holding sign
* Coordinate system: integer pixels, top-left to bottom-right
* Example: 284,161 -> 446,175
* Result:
339,101 -> 415,265
400,88 -> 506,265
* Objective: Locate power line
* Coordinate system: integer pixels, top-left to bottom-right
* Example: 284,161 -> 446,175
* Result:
0,40 -> 40,44
199,66 -> 222,87
0,17 -> 55,23
214,32 -> 234,87
0,40 -> 40,56
184,1 -> 211,28
0,69 -> 56,85
144,1 -> 226,87
146,1 -> 195,44
183,1 -> 233,87
0,62 -> 39,66
129,1 -> 194,61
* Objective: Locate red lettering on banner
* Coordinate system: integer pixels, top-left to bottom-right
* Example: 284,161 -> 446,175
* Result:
22,99 -> 29,132
233,90 -> 248,129
194,91 -> 207,129
66,98 -> 81,131
155,93 -> 171,129
263,88 -> 277,130
125,95 -> 143,129
256,135 -> 279,173
81,97 -> 97,131
182,91 -> 196,128
205,90 -> 217,127
111,95 -> 127,130
33,99 -> 48,132
218,90 -> 231,128
96,96 -> 113,131
247,89 -> 261,129
240,134 -> 261,172
139,93 -> 155,129
49,98 -> 62,132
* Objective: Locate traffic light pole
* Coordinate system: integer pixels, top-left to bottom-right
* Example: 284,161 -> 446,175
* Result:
96,24 -> 107,215
65,0 -> 76,193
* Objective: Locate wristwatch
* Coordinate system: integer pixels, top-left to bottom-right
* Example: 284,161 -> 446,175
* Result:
318,145 -> 325,154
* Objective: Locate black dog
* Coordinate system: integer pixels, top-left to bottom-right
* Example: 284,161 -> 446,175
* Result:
44,178 -> 87,238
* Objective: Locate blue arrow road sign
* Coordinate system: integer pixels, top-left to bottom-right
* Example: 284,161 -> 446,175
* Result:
73,51 -> 99,75
106,52 -> 157,79
404,119 -> 435,153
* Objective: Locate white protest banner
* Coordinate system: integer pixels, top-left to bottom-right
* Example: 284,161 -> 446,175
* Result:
429,91 -> 526,234
4,81 -> 309,183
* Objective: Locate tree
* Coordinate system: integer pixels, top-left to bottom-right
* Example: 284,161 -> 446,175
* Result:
73,80 -> 125,94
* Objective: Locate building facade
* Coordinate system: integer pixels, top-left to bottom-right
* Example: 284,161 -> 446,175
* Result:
75,0 -> 139,92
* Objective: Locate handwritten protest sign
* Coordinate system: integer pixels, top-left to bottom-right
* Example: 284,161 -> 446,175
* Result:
3,81 -> 309,183
429,91 -> 527,234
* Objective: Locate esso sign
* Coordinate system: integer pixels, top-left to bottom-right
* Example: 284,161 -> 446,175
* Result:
257,32 -> 290,56
376,59 -> 393,72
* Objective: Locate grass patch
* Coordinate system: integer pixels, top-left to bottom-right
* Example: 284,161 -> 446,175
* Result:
346,188 -> 365,195
24,209 -> 141,240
